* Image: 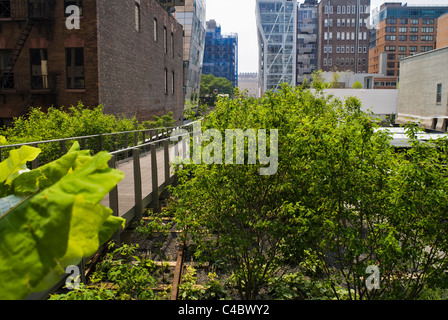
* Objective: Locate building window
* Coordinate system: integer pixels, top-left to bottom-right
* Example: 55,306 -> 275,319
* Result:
421,35 -> 434,41
385,46 -> 396,51
164,26 -> 167,54
399,18 -> 408,24
410,27 -> 418,33
30,49 -> 49,90
410,35 -> 418,41
64,0 -> 83,17
66,47 -> 84,89
385,35 -> 396,41
0,50 -> 13,89
398,27 -> 407,33
410,18 -> 419,25
409,46 -> 418,52
164,68 -> 168,94
421,27 -> 434,33
399,35 -> 407,41
135,2 -> 140,32
154,18 -> 158,41
398,46 -> 407,52
437,83 -> 442,104
422,19 -> 434,25
171,71 -> 175,94
386,18 -> 397,24
171,32 -> 174,57
341,46 -> 345,53
337,6 -> 341,14
0,0 -> 11,17
342,6 -> 345,14
420,46 -> 433,52
347,6 -> 350,14
386,27 -> 397,33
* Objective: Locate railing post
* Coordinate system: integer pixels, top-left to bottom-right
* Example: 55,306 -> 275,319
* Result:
150,143 -> 159,213
60,140 -> 66,157
134,132 -> 138,147
133,148 -> 143,221
164,139 -> 170,183
31,143 -> 39,169
108,154 -> 120,244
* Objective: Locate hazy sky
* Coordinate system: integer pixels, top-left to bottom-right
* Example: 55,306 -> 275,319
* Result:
205,0 -> 448,74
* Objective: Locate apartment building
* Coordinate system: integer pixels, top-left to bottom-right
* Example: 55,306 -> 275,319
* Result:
368,2 -> 448,77
203,20 -> 238,88
318,0 -> 371,73
297,0 -> 319,85
256,0 -> 297,94
0,0 -> 185,126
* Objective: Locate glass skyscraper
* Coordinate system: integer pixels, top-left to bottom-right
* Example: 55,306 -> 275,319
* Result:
202,20 -> 238,88
256,0 -> 297,93
160,0 -> 206,104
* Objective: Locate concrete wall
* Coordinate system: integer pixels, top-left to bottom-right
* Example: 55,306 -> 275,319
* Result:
315,88 -> 398,116
397,47 -> 448,130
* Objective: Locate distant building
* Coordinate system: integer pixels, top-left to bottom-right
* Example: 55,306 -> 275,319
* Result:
161,0 -> 207,104
320,71 -> 397,89
238,73 -> 260,98
396,46 -> 448,131
318,0 -> 371,74
297,0 -> 319,85
369,2 -> 448,77
0,0 -> 184,126
202,20 -> 238,88
256,0 -> 297,94
437,13 -> 448,49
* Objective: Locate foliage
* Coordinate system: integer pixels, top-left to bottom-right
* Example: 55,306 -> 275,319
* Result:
352,80 -> 363,89
200,73 -> 234,106
0,142 -> 125,300
0,103 -> 175,165
89,242 -> 162,300
135,210 -> 171,239
49,282 -> 116,300
269,272 -> 351,300
178,266 -> 228,300
170,83 -> 448,300
141,111 -> 175,129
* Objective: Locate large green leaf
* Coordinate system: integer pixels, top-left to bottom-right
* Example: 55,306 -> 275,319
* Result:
0,146 -> 41,185
0,143 -> 125,300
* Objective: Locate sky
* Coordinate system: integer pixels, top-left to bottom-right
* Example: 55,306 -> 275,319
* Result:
205,0 -> 448,74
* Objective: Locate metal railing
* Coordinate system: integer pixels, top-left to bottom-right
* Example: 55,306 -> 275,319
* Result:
3,120 -> 200,299
0,74 -> 56,93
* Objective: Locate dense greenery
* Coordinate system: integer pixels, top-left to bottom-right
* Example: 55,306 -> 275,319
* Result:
0,141 -> 125,299
0,103 -> 175,164
169,83 -> 448,300
200,73 -> 234,106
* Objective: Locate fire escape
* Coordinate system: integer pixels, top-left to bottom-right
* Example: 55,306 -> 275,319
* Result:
0,0 -> 55,115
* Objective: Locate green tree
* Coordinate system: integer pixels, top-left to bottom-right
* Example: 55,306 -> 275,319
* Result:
199,73 -> 234,106
170,84 -> 448,300
352,80 -> 363,89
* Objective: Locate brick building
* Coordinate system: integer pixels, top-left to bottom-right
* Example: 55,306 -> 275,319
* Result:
368,2 -> 448,78
437,13 -> 448,49
318,0 -> 371,73
0,0 -> 184,127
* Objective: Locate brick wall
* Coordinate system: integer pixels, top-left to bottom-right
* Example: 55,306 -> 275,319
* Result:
96,0 -> 185,124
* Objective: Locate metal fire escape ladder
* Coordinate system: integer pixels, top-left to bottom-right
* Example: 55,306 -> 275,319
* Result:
1,19 -> 36,87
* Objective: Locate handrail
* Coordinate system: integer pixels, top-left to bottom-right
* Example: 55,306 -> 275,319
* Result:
0,121 -> 197,164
